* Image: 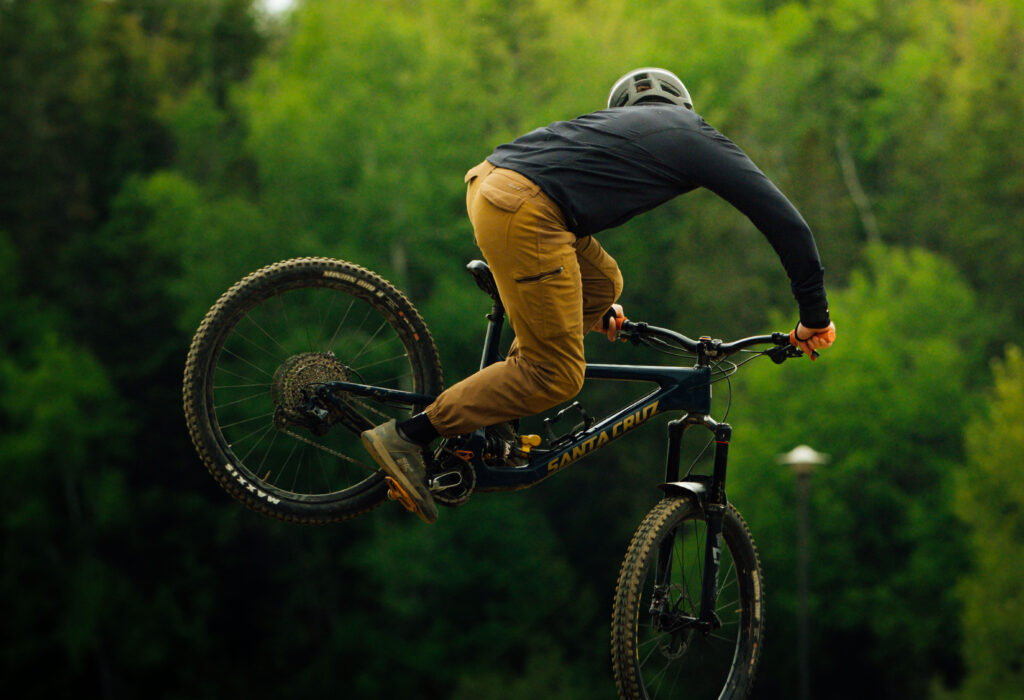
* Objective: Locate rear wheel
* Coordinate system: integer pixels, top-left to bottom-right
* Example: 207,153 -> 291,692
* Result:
611,498 -> 764,699
183,257 -> 443,523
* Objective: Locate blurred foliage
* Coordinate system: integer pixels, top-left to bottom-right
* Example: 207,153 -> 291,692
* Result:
727,246 -> 987,698
1,0 -> 1022,697
943,347 -> 1024,700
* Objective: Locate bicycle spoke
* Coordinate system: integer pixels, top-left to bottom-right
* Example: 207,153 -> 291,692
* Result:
222,346 -> 275,379
219,411 -> 275,430
316,286 -> 338,350
352,351 -> 410,373
370,370 -> 415,386
254,428 -> 280,477
228,421 -> 277,447
240,422 -> 276,462
347,317 -> 386,364
213,364 -> 263,385
213,382 -> 273,390
244,310 -> 291,356
214,390 -> 270,410
230,325 -> 287,364
326,297 -> 356,349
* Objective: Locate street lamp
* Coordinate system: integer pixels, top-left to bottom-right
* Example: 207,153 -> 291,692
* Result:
777,444 -> 830,700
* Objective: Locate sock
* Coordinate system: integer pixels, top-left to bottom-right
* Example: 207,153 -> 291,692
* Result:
396,412 -> 440,445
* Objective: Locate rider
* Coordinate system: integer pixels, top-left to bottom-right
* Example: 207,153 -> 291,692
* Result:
362,68 -> 837,523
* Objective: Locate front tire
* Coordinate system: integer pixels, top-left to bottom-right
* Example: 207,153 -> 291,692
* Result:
611,498 -> 764,699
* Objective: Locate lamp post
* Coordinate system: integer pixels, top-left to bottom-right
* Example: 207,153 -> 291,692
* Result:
778,445 -> 830,700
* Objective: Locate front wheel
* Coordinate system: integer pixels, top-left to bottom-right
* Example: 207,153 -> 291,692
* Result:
183,257 -> 443,524
611,498 -> 764,699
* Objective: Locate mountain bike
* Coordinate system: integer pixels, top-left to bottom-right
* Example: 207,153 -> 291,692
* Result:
183,256 -> 809,699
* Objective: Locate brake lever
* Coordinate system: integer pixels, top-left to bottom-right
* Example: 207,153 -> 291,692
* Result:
617,321 -> 646,345
766,344 -> 808,364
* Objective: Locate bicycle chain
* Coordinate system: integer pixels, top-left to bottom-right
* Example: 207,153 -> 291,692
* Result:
279,426 -> 364,465
275,395 -> 407,472
276,396 -> 475,501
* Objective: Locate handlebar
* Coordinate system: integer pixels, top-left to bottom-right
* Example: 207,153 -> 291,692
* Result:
618,320 -> 807,363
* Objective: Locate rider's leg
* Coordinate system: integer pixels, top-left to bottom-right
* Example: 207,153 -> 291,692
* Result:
365,162 -> 590,520
499,234 -> 622,370
422,163 -> 586,437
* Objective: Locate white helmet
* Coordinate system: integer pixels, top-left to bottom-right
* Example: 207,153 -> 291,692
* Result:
607,68 -> 693,110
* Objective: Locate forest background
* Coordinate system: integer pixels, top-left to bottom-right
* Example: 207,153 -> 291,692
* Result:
2,0 -> 1023,698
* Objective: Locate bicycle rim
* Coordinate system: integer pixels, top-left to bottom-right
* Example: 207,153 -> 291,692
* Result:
186,258 -> 443,521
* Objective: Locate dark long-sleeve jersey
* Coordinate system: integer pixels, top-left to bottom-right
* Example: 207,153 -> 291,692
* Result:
486,105 -> 830,327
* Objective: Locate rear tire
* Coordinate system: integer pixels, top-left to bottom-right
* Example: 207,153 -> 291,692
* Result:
183,257 -> 443,524
611,497 -> 764,699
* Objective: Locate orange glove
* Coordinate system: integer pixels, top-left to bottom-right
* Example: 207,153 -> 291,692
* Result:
790,322 -> 836,361
591,304 -> 625,341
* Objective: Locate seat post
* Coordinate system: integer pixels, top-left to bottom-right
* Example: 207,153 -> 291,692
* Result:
479,302 -> 505,370
466,260 -> 506,370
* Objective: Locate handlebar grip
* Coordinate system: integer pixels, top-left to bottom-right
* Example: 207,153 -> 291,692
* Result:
789,328 -> 825,361
598,305 -> 626,337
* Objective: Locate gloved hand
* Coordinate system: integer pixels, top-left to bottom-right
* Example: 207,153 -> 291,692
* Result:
591,304 -> 625,341
790,322 -> 836,360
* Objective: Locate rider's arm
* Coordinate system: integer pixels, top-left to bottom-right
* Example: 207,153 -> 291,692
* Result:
672,120 -> 830,330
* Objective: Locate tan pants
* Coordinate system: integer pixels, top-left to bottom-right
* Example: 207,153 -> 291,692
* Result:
425,161 -> 623,437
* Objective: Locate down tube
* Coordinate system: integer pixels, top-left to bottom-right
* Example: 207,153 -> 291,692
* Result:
474,365 -> 710,490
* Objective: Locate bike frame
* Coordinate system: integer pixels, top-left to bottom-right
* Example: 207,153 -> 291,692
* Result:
320,294 -> 724,492
321,269 -> 735,632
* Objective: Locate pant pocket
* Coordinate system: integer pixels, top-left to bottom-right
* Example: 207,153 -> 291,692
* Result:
515,266 -> 565,283
513,256 -> 581,342
479,179 -> 526,213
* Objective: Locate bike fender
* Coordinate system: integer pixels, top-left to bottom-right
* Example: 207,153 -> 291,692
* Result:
658,480 -> 707,505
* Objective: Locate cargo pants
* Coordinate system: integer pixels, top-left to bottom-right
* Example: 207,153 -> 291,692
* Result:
424,161 -> 624,437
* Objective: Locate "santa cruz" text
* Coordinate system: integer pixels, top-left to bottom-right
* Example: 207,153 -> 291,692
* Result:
546,400 -> 660,472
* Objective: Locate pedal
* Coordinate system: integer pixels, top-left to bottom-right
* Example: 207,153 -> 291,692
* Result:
384,476 -> 418,514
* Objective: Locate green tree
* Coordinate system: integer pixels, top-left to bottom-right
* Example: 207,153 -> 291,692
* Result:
726,246 -> 989,698
733,0 -> 1024,340
0,234 -> 130,695
946,347 -> 1024,699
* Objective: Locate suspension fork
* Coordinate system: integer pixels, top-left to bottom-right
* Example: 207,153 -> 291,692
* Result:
699,420 -> 732,630
653,416 -> 732,633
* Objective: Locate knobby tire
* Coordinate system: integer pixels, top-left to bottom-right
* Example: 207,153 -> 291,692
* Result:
611,497 -> 764,699
183,257 -> 443,524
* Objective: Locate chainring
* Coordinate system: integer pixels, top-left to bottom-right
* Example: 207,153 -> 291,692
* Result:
429,440 -> 477,507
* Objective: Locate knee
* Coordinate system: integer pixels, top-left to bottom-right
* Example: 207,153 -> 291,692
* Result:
545,361 -> 585,405
608,266 -> 624,304
585,265 -> 624,320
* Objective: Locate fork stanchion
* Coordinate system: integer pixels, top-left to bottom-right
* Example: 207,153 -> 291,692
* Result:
664,419 -> 686,483
698,422 -> 732,629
